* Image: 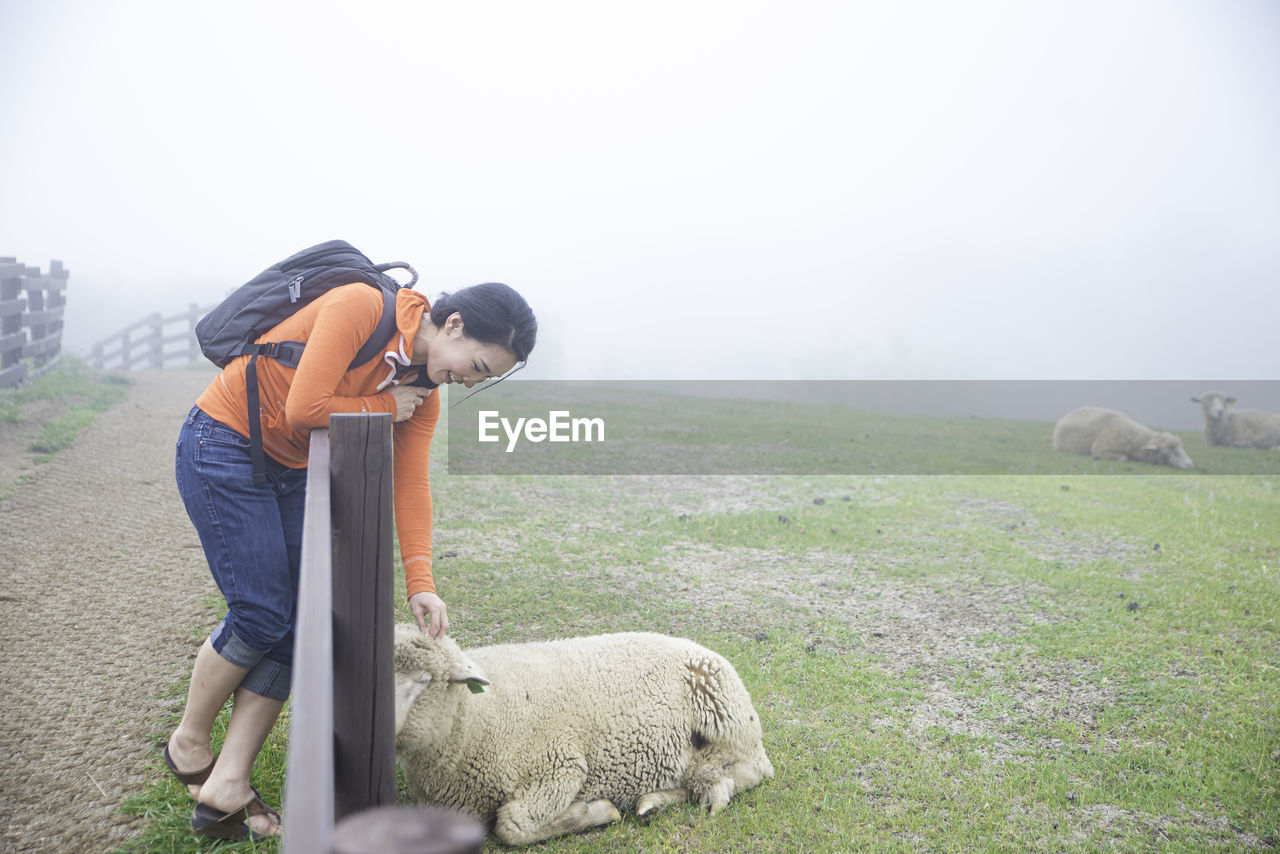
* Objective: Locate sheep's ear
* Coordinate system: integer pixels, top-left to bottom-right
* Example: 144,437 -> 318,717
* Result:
1227,397 -> 1237,405
1190,396 -> 1200,403
448,662 -> 491,694
1142,442 -> 1160,453
394,672 -> 432,734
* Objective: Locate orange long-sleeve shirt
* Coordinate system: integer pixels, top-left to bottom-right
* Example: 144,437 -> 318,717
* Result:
197,283 -> 440,597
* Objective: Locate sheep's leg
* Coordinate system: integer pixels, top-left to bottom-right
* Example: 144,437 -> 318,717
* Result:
1089,438 -> 1126,461
494,761 -> 620,847
496,796 -> 621,846
636,788 -> 690,821
1090,442 -> 1130,462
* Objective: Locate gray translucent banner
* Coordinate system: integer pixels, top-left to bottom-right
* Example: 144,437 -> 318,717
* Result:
444,381 -> 1280,475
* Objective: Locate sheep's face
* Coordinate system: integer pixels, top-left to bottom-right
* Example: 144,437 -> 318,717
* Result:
1193,393 -> 1234,422
393,625 -> 491,735
1145,433 -> 1194,470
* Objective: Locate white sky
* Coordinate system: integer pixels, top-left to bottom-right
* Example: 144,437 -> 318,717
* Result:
2,0 -> 1278,380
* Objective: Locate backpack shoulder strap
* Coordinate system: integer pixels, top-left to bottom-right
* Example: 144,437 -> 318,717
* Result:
351,288 -> 399,369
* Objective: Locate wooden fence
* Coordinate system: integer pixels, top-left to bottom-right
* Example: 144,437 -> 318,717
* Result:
0,257 -> 68,389
88,302 -> 208,371
285,413 -> 484,854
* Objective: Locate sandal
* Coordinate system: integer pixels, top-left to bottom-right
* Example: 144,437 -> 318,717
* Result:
246,787 -> 282,833
190,788 -> 282,841
162,742 -> 217,792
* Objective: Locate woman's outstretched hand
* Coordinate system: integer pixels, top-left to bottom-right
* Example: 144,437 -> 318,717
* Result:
409,591 -> 449,638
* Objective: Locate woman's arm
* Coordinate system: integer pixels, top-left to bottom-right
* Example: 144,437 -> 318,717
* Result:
284,285 -> 397,429
395,391 -> 446,635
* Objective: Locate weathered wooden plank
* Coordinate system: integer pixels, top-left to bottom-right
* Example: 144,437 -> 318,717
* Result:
158,308 -> 197,325
330,413 -> 397,821
283,429 -> 336,854
114,312 -> 162,337
22,307 -> 63,327
0,298 -> 25,319
0,329 -> 28,353
93,340 -> 124,362
23,334 -> 62,359
331,805 -> 485,854
21,277 -> 66,291
86,304 -> 215,366
0,362 -> 28,388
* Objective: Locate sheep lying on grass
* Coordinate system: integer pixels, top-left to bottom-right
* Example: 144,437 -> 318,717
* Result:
1052,406 -> 1193,469
393,627 -> 774,846
1191,392 -> 1280,449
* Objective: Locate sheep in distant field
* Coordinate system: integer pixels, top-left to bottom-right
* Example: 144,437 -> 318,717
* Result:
1190,392 -> 1280,449
393,627 -> 774,847
1052,406 -> 1194,469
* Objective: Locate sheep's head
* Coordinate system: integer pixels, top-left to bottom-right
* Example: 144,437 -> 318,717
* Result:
393,624 -> 491,735
1191,392 -> 1235,422
1144,433 -> 1194,470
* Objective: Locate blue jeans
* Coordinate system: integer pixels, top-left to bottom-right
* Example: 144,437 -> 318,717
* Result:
175,407 -> 307,700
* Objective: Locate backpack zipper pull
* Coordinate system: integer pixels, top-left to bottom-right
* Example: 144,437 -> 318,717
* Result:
288,274 -> 304,303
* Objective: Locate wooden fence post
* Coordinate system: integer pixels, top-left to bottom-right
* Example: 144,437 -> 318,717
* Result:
23,284 -> 45,367
285,416 -> 486,854
284,429 -> 336,854
329,413 -> 397,820
0,270 -> 26,388
188,302 -> 203,363
147,312 -> 164,368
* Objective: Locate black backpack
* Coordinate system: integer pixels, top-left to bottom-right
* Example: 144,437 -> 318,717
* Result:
195,239 -> 420,482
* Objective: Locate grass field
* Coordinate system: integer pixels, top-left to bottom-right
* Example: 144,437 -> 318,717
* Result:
0,357 -> 132,495
445,381 -> 1275,477
121,386 -> 1278,853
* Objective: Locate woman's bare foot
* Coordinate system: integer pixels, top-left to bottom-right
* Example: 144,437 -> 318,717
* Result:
197,777 -> 282,837
246,795 -> 283,837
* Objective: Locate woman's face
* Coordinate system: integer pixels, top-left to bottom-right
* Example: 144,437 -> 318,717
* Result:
420,312 -> 518,388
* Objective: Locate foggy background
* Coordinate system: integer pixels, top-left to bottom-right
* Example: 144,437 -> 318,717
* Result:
3,1 -> 1279,387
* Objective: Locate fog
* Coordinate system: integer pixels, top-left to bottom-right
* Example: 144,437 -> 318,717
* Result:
3,1 -> 1278,382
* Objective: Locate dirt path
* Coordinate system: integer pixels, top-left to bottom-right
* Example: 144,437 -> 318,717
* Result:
0,370 -> 221,854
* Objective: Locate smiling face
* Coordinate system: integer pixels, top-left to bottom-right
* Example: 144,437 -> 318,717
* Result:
414,310 -> 518,388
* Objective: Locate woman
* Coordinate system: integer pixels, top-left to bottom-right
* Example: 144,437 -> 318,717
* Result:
164,278 -> 536,839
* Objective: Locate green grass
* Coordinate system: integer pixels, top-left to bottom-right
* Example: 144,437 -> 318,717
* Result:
446,382 -> 1275,476
118,385 -> 1280,853
0,355 -> 132,459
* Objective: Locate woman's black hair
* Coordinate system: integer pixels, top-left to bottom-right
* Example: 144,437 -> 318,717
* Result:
429,282 -> 537,363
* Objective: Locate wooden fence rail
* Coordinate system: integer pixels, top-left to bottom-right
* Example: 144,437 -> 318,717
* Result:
285,414 -> 484,854
0,257 -> 68,388
88,302 -> 208,371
